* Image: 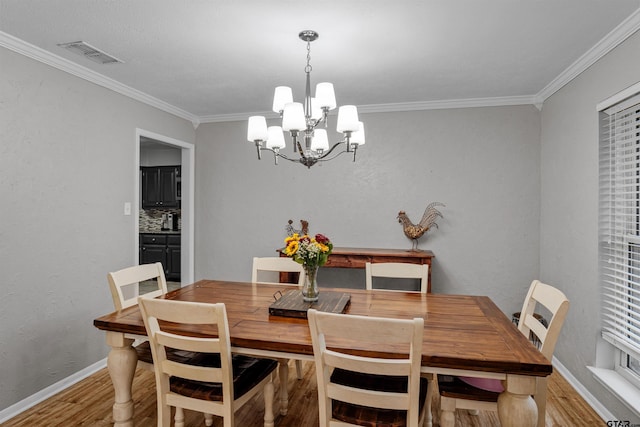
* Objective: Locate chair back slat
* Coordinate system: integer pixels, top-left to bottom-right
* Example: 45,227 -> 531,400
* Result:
327,383 -> 411,410
324,350 -> 412,376
162,360 -> 223,384
365,262 -> 429,293
108,262 -> 168,310
251,256 -> 305,287
156,331 -> 222,354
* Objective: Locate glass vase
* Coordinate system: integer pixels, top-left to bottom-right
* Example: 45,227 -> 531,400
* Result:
302,265 -> 319,302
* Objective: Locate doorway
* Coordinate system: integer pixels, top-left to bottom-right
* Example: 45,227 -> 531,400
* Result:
135,129 -> 195,285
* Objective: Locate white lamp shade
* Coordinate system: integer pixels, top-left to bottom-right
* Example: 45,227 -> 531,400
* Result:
336,105 -> 359,133
351,121 -> 365,145
266,126 -> 286,149
311,129 -> 329,151
310,98 -> 323,121
272,86 -> 293,113
247,116 -> 268,142
315,82 -> 336,110
282,102 -> 306,131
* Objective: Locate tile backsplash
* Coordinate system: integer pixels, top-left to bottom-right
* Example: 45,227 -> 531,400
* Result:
139,208 -> 181,232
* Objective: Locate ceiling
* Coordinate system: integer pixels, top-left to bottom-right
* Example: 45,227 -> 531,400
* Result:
2,1 -> 640,125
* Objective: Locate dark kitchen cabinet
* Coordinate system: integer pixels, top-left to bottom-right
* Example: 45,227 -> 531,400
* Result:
141,166 -> 180,208
139,233 -> 181,281
167,235 -> 181,280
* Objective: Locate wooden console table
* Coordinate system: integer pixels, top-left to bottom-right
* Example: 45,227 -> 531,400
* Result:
279,247 -> 435,293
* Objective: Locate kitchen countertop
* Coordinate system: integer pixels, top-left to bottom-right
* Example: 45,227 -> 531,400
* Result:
139,229 -> 181,235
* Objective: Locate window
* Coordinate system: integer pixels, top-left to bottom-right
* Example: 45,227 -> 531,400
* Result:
599,84 -> 640,388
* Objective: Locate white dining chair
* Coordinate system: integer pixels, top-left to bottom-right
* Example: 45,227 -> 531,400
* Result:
365,261 -> 434,426
308,308 -> 430,427
107,263 -> 212,426
251,256 -> 306,389
139,298 -> 278,427
365,262 -> 429,293
437,279 -> 570,427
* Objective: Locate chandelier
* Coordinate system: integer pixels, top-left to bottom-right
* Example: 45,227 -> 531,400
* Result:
246,30 -> 365,168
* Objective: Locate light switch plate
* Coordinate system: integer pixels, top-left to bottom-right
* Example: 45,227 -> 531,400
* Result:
124,202 -> 131,216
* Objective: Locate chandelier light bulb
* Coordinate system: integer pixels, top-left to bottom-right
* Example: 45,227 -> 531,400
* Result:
315,82 -> 336,110
351,121 -> 366,146
311,129 -> 329,151
247,116 -> 268,142
336,105 -> 360,133
266,126 -> 286,149
273,86 -> 293,113
282,102 -> 306,131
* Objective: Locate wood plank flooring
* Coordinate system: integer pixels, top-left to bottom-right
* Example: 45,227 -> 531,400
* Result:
4,361 -> 602,426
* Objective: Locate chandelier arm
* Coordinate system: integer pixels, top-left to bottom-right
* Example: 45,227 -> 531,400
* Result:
316,140 -> 347,160
258,147 -> 301,164
316,148 -> 353,162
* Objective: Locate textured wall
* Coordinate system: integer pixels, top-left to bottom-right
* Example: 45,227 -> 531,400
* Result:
0,46 -> 195,410
194,105 -> 541,315
540,30 -> 640,421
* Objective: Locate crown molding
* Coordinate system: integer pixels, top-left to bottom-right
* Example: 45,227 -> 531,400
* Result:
536,7 -> 640,102
199,111 -> 277,123
0,31 -> 200,126
199,95 -> 539,123
357,96 -> 538,114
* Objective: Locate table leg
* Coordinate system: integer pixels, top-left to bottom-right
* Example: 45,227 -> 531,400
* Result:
106,332 -> 137,427
278,359 -> 289,415
497,374 -> 538,427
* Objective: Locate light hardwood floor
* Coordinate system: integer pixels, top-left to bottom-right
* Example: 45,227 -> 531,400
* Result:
4,360 -> 602,426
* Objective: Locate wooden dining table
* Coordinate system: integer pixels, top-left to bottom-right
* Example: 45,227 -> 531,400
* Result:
93,279 -> 551,427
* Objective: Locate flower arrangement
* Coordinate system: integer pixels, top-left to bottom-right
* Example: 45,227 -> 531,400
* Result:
283,233 -> 333,270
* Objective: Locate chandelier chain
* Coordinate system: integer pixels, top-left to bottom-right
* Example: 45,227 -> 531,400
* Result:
305,41 -> 312,73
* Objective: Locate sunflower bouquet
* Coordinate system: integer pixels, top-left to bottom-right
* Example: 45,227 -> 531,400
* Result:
283,233 -> 333,271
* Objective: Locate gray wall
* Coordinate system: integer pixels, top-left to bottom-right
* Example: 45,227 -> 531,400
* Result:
540,30 -> 640,421
194,105 -> 541,315
0,46 -> 195,410
3,26 -> 639,421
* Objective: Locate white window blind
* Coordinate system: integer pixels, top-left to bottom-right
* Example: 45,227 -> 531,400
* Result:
600,91 -> 640,360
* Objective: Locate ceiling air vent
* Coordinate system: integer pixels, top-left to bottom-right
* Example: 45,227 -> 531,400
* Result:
57,41 -> 123,64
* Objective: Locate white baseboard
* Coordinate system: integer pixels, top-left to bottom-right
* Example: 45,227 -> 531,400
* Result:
0,358 -> 107,424
552,356 -> 614,422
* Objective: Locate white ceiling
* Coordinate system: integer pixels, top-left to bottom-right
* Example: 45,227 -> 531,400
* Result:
2,1 -> 640,125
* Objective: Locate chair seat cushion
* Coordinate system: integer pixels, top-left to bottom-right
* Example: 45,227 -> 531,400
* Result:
134,341 -> 200,365
459,376 -> 504,392
329,368 -> 429,427
438,375 -> 501,402
169,354 -> 277,401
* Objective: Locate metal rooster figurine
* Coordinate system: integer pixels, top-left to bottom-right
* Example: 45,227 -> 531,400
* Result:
286,219 -> 309,236
397,202 -> 445,250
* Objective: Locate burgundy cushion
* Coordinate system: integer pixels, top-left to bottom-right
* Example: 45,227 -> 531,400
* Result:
438,375 -> 501,403
459,376 -> 504,393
